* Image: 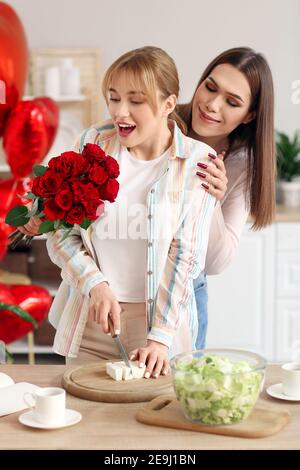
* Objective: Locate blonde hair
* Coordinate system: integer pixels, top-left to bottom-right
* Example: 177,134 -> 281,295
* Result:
102,46 -> 186,133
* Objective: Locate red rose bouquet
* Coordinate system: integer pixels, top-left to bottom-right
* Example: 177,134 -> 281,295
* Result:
5,144 -> 119,246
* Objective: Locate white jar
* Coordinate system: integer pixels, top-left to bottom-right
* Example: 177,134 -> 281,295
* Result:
60,58 -> 81,96
45,66 -> 60,98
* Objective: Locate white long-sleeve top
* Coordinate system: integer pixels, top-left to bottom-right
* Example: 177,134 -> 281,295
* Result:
204,147 -> 250,275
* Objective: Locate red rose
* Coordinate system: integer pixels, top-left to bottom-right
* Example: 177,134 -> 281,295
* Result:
55,188 -> 73,210
65,205 -> 85,225
83,182 -> 100,201
82,143 -> 106,162
71,180 -> 99,204
32,171 -> 64,198
88,163 -> 109,186
99,178 -> 119,202
48,152 -> 86,177
32,176 -> 42,197
83,200 -> 104,220
104,156 -> 120,178
44,198 -> 66,221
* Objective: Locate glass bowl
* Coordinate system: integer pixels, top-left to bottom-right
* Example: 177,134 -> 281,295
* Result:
170,348 -> 266,425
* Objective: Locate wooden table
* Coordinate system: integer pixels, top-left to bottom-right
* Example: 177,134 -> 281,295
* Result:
0,364 -> 299,450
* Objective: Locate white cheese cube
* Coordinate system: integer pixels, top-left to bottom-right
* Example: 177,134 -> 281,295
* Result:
130,361 -> 146,379
106,360 -> 147,381
106,362 -> 123,381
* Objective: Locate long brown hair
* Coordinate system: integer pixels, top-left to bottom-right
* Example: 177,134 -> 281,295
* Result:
177,47 -> 275,229
102,46 -> 187,133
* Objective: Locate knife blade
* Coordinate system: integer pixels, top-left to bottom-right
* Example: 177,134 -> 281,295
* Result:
108,316 -> 133,373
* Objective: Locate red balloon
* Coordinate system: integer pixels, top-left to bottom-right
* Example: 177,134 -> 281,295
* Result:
3,97 -> 59,178
0,283 -> 52,344
0,2 -> 29,134
0,219 -> 12,260
0,177 -> 32,260
34,97 -> 60,152
0,177 -> 32,218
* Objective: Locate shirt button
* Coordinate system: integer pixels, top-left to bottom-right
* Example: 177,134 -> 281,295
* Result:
150,189 -> 155,194
148,214 -> 152,220
147,270 -> 153,275
148,241 -> 153,247
147,299 -> 153,304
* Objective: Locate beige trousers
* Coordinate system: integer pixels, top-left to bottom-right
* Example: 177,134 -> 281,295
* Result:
66,302 -> 147,365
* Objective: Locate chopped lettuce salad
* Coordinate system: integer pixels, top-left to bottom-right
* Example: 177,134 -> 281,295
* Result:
173,354 -> 263,425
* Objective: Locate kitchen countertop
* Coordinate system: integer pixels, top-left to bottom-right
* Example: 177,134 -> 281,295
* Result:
274,205 -> 300,222
246,204 -> 300,223
0,364 -> 299,450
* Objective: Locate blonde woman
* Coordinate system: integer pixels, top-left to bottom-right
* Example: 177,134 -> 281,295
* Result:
43,46 -> 217,377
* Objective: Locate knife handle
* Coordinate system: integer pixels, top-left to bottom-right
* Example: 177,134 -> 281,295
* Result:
107,315 -> 117,337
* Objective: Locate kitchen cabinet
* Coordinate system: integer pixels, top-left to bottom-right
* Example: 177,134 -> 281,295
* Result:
207,219 -> 300,362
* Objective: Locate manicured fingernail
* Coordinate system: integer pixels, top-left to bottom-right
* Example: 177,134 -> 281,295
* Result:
197,162 -> 208,169
107,332 -> 111,336
208,153 -> 216,159
130,354 -> 135,360
115,329 -> 120,335
153,373 -> 158,379
144,371 -> 150,379
163,370 -> 168,375
201,183 -> 209,190
139,362 -> 144,368
196,171 -> 206,178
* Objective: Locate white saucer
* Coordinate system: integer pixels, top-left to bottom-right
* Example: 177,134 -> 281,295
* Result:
18,409 -> 82,429
266,383 -> 300,401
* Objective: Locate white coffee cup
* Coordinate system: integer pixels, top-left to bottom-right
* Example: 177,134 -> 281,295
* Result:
23,387 -> 66,425
282,362 -> 300,397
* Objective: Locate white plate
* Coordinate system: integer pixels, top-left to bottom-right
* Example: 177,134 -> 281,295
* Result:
18,408 -> 82,429
266,383 -> 300,401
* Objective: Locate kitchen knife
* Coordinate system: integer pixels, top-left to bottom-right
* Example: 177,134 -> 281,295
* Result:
107,316 -> 133,373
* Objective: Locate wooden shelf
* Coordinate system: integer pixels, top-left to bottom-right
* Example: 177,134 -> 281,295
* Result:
24,94 -> 86,102
9,339 -> 54,354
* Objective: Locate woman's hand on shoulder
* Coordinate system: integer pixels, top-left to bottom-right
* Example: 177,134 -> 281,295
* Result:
89,282 -> 121,334
196,150 -> 228,201
129,340 -> 169,378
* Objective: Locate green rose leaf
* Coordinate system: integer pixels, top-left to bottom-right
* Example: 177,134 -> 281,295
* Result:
33,165 -> 47,176
38,220 -> 55,233
5,206 -> 30,227
27,197 -> 39,217
80,219 -> 92,230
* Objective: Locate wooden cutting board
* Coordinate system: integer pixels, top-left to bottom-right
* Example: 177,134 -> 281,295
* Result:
136,395 -> 291,438
62,362 -> 173,403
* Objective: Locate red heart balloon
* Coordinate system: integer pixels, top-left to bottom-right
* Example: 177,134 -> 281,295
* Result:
0,177 -> 32,260
0,219 -> 13,261
34,97 -> 60,149
3,97 -> 59,178
0,283 -> 52,344
0,177 -> 32,218
0,2 -> 29,134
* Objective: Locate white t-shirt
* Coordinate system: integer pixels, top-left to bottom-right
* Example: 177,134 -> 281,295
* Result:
91,146 -> 169,302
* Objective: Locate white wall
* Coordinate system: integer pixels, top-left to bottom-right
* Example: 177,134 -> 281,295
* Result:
1,0 -> 300,160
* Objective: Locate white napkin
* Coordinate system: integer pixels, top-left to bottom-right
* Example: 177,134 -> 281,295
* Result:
0,373 -> 40,416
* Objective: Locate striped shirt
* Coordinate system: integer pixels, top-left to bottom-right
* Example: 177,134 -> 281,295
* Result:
47,120 -> 216,358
